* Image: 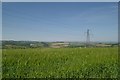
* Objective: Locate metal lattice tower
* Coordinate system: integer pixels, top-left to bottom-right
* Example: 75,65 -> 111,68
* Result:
86,29 -> 90,47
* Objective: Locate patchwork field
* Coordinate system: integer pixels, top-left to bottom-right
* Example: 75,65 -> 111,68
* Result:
2,47 -> 118,78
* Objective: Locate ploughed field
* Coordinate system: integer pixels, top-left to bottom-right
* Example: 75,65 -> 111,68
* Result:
2,47 -> 118,78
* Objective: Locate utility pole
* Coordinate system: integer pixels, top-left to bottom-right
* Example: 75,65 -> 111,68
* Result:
86,29 -> 90,47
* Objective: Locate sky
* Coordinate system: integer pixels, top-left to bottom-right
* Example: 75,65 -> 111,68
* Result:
2,0 -> 120,2
0,2 -> 2,40
2,2 -> 118,42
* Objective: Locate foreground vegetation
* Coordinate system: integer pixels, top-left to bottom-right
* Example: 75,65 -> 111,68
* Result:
2,47 -> 118,78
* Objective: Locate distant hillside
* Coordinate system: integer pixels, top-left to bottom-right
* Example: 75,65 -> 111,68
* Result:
2,40 -> 50,49
1,40 -> 118,49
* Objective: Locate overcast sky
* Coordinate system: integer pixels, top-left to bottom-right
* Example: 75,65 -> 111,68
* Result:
2,2 -> 118,42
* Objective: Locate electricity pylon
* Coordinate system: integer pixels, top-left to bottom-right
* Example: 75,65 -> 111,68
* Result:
86,29 -> 90,47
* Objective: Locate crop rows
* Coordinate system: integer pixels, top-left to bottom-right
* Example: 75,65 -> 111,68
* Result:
2,47 -> 118,78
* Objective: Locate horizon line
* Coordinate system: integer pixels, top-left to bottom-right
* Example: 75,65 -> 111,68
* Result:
1,39 -> 118,43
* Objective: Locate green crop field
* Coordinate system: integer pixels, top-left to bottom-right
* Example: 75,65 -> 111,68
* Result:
2,47 -> 118,78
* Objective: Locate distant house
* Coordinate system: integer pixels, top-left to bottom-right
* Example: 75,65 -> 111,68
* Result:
30,44 -> 35,46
